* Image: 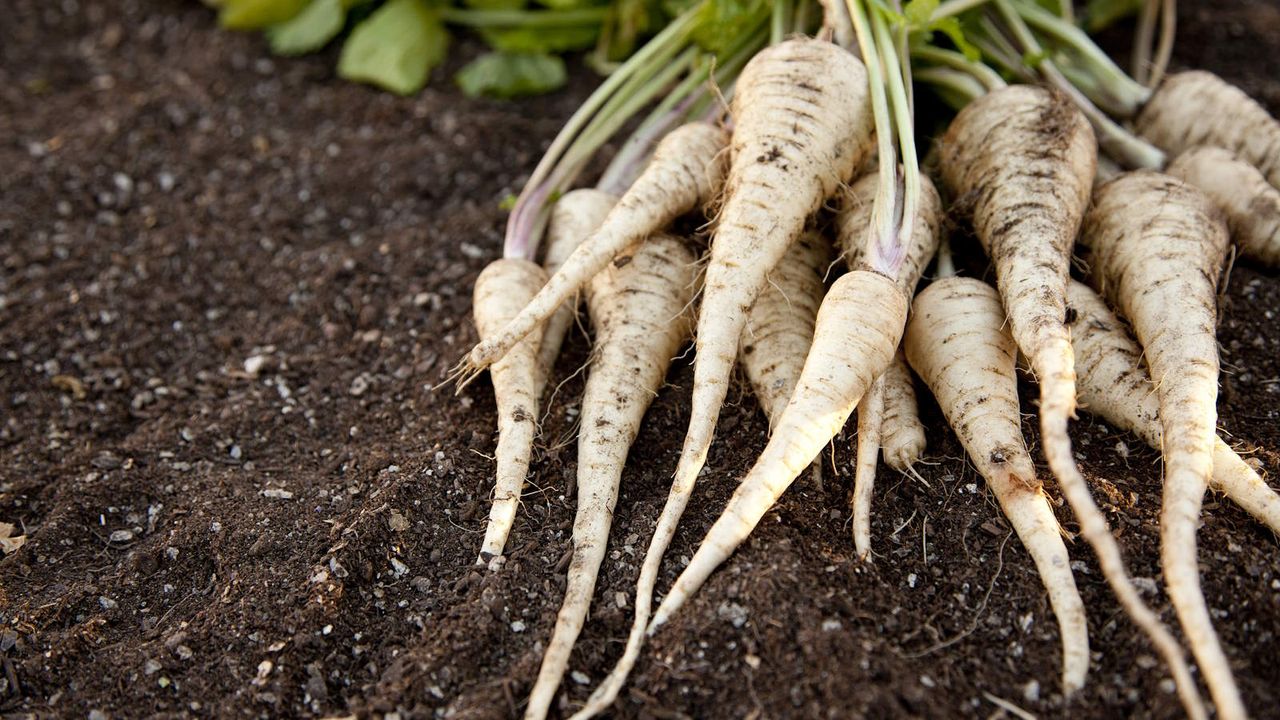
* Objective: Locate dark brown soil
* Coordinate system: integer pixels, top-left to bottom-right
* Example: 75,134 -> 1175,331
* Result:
2,1 -> 1278,718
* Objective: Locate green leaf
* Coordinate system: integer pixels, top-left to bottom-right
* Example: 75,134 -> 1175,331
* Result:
902,0 -> 938,28
499,193 -> 519,211
338,0 -> 449,95
479,23 -> 600,52
267,0 -> 347,55
931,16 -> 982,61
455,51 -> 568,98
691,0 -> 770,56
1022,48 -> 1049,68
219,0 -> 309,30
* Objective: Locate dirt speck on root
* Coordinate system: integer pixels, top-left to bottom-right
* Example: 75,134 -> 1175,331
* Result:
1,1 -> 1278,718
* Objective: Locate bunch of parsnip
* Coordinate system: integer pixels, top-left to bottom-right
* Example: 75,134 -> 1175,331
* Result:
451,1 -> 1280,717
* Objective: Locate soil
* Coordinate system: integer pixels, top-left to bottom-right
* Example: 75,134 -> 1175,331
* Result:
2,1 -> 1278,718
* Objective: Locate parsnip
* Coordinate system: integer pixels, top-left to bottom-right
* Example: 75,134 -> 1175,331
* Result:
524,234 -> 698,720
1066,279 -> 1280,535
905,276 -> 1089,693
1083,171 -> 1242,720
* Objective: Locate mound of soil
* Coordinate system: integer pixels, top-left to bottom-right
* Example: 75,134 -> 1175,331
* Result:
2,1 -> 1277,718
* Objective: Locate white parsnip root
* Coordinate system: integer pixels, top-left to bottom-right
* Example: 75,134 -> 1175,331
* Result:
1066,280 -> 1280,535
524,234 -> 698,720
879,354 -> 926,474
739,230 -> 830,429
458,121 -> 728,380
940,86 -> 1204,718
651,270 -> 908,630
1083,171 -> 1241,720
473,259 -> 551,561
905,276 -> 1088,693
534,189 -> 620,391
593,38 -> 876,720
1166,146 -> 1280,267
837,170 -> 942,558
1137,70 -> 1280,191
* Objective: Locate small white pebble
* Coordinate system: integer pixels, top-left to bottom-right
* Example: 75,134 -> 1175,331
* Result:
244,355 -> 269,377
744,654 -> 761,669
907,573 -> 918,589
1114,440 -> 1129,459
821,619 -> 842,632
99,596 -> 117,610
390,558 -> 409,578
109,529 -> 134,543
570,671 -> 590,685
964,483 -> 977,494
920,675 -> 935,688
510,620 -> 526,633
1022,680 -> 1040,702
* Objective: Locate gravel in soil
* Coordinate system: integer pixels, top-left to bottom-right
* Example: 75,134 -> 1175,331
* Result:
1,1 -> 1278,718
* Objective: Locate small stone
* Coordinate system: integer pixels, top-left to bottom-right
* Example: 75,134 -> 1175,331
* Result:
349,375 -> 369,396
411,576 -> 430,593
109,529 -> 134,543
716,602 -> 749,629
570,671 -> 590,685
99,596 -> 118,610
229,445 -> 242,460
744,654 -> 761,669
821,618 -> 842,632
176,645 -> 194,660
390,558 -> 409,578
89,711 -> 108,720
510,620 -> 526,633
243,355 -> 269,378
144,659 -> 162,676
157,171 -> 175,192
261,488 -> 294,500
1022,680 -> 1040,702
920,675 -> 935,688
388,511 -> 410,532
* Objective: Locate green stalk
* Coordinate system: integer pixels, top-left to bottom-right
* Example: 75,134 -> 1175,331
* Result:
846,0 -> 904,278
503,3 -> 703,259
932,0 -> 990,20
538,46 -> 701,206
910,45 -> 1006,90
915,66 -> 987,108
597,57 -> 714,194
772,0 -> 793,44
1013,0 -> 1151,115
441,6 -> 608,28
994,0 -> 1164,168
874,2 -> 918,268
